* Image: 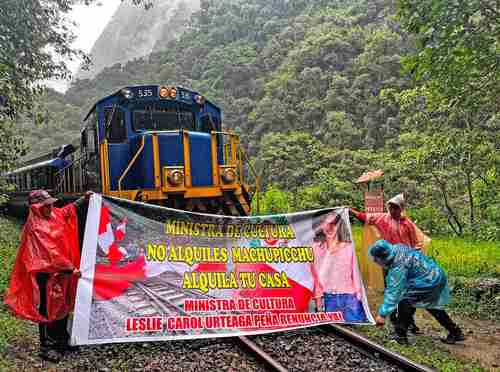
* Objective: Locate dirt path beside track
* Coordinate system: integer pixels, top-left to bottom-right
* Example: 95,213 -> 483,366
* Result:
364,289 -> 500,371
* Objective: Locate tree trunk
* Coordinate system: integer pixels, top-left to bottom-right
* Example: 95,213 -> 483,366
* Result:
465,169 -> 475,227
434,176 -> 463,236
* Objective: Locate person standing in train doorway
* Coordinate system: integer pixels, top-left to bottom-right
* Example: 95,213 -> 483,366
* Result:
350,193 -> 424,334
4,190 -> 90,363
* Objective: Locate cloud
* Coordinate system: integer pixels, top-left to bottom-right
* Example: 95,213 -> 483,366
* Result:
46,0 -> 121,92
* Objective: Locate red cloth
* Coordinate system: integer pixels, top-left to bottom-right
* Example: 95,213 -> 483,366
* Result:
356,212 -> 418,248
92,203 -> 145,300
93,256 -> 146,300
4,204 -> 80,322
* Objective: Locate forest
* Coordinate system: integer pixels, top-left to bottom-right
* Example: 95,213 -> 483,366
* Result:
2,0 -> 499,240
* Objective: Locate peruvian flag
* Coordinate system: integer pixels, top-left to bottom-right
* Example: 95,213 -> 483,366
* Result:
93,203 -> 145,300
97,205 -> 127,265
115,218 -> 127,241
97,204 -> 114,256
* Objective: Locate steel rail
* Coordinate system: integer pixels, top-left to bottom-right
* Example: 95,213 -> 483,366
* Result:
235,336 -> 288,372
126,274 -> 432,371
138,276 -> 288,371
320,324 -> 435,372
134,275 -> 430,372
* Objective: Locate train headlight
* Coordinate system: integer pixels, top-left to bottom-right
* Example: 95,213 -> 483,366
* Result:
221,168 -> 237,184
159,86 -> 169,98
159,86 -> 177,99
167,169 -> 184,186
120,88 -> 133,99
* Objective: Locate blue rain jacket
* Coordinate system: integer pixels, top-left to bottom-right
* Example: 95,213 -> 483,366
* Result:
369,240 -> 451,317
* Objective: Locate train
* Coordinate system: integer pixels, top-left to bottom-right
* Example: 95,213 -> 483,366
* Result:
2,85 -> 259,216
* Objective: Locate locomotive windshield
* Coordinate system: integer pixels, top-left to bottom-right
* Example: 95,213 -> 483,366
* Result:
133,104 -> 195,131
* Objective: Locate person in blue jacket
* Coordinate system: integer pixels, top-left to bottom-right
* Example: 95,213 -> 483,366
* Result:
369,240 -> 465,345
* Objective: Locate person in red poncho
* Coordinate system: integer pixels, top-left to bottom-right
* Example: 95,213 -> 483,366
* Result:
350,193 -> 423,334
4,190 -> 89,363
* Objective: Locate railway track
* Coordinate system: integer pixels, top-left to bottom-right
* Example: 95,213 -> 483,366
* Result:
114,273 -> 434,372
246,326 -> 435,372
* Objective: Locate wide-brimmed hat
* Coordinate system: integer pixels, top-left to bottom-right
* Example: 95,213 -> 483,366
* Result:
28,190 -> 58,206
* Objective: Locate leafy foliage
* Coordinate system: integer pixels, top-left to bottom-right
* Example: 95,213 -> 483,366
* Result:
395,0 -> 500,238
12,0 -> 500,239
397,0 -> 500,111
0,217 -> 29,354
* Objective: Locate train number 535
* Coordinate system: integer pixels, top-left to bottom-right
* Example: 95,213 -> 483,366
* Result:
137,89 -> 153,97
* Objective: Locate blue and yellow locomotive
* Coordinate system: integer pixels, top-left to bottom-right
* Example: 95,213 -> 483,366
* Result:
3,85 -> 258,216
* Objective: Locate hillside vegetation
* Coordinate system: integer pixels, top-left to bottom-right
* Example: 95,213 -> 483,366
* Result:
21,0 -> 500,240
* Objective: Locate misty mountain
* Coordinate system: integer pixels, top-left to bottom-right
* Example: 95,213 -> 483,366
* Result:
76,0 -> 199,80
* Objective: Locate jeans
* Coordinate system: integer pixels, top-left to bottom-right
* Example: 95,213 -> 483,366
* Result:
323,293 -> 367,322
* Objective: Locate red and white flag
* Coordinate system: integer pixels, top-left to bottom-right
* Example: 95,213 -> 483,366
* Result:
93,203 -> 145,300
115,218 -> 127,241
97,204 -> 125,264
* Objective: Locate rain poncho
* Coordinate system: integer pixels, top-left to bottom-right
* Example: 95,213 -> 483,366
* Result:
369,240 -> 450,317
4,203 -> 80,322
356,193 -> 431,291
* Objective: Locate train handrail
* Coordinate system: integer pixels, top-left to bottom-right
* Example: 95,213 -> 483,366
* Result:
55,155 -> 85,176
210,130 -> 238,136
118,136 -> 145,197
211,130 -> 261,213
238,145 -> 261,214
55,155 -> 85,194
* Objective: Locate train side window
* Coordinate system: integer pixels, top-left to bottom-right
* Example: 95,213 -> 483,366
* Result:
85,126 -> 97,155
82,121 -> 101,191
105,108 -> 126,143
31,170 -> 38,188
39,169 -> 48,188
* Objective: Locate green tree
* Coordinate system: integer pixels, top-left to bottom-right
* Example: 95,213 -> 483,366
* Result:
0,0 -> 149,172
391,87 -> 500,237
397,0 -> 500,111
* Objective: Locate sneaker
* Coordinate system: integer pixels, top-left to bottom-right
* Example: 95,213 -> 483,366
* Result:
441,330 -> 466,344
39,349 -> 61,363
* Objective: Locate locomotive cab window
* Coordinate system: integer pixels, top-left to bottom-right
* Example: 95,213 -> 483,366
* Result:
83,124 -> 98,155
133,104 -> 195,132
105,108 -> 126,143
200,114 -> 216,133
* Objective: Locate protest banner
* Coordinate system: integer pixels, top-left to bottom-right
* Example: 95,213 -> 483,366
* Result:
71,194 -> 374,345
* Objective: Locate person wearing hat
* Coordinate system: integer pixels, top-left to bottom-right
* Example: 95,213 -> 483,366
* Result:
4,190 -> 91,363
369,240 -> 465,345
350,193 -> 422,333
350,193 -> 421,249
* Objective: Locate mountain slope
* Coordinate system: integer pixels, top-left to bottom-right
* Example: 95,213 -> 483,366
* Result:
76,0 -> 199,80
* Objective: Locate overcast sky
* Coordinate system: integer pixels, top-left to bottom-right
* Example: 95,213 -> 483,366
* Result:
47,0 -> 121,92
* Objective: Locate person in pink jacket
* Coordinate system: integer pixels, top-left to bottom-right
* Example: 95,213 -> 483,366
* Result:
310,210 -> 367,322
